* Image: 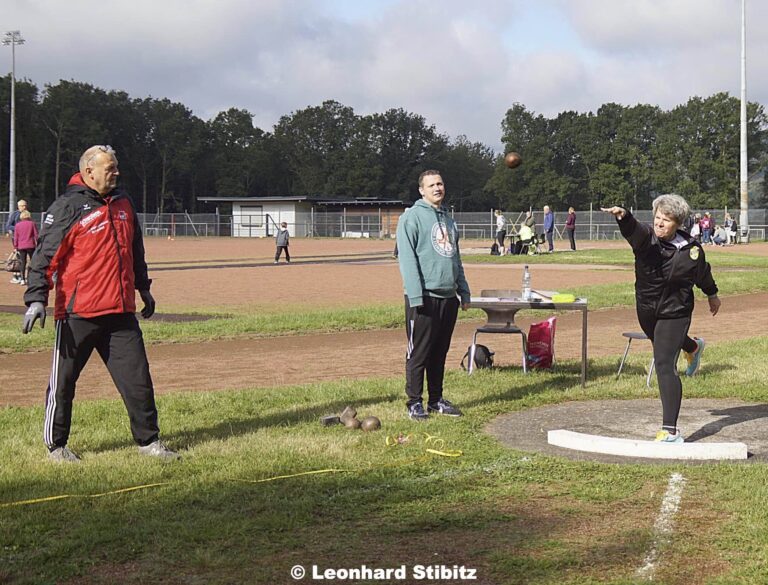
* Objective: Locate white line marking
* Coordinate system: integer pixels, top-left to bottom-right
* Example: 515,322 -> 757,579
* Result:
636,472 -> 686,581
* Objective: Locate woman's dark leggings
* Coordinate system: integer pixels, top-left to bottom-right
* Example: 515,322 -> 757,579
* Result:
496,230 -> 506,250
637,311 -> 698,431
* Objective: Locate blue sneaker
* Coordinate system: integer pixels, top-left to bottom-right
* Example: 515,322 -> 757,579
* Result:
407,402 -> 429,421
655,430 -> 684,444
684,338 -> 705,376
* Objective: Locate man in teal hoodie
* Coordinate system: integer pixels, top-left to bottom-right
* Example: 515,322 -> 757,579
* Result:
396,170 -> 471,420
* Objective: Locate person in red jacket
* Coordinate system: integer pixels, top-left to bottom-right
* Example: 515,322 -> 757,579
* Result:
22,145 -> 178,462
12,209 -> 38,285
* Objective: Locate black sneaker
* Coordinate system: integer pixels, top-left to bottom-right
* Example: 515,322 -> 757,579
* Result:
427,398 -> 462,417
407,402 -> 429,421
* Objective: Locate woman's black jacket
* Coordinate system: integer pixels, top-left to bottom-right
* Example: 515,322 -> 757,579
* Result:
617,210 -> 718,319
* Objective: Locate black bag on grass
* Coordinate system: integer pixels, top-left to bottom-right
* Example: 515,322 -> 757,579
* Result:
461,344 -> 494,370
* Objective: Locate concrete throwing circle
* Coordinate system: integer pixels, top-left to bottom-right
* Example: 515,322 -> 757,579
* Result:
486,398 -> 768,464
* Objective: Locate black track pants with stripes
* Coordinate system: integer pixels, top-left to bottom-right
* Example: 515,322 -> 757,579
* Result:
43,313 -> 160,450
404,295 -> 459,406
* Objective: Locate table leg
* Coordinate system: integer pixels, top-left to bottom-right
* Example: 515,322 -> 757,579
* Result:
581,308 -> 588,387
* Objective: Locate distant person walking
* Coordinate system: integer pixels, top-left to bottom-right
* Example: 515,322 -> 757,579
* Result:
543,205 -> 554,252
565,207 -> 576,251
12,210 -> 38,285
396,170 -> 471,421
274,222 -> 290,264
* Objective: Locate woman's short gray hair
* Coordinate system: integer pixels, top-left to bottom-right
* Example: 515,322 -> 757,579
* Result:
652,194 -> 690,226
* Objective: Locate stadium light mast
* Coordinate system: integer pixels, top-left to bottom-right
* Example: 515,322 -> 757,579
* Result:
3,30 -> 24,215
739,0 -> 749,238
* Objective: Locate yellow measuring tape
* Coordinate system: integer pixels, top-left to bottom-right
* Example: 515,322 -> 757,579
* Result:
2,435 -> 462,508
385,432 -> 463,458
0,482 -> 171,508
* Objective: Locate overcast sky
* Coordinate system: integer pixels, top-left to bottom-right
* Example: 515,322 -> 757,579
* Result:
4,0 -> 766,149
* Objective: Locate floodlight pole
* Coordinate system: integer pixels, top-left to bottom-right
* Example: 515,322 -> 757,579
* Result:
739,0 -> 749,237
3,30 -> 24,215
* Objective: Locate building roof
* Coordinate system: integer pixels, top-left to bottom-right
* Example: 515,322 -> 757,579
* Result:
197,196 -> 405,207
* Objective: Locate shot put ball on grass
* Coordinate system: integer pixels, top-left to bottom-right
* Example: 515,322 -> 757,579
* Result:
504,152 -> 522,169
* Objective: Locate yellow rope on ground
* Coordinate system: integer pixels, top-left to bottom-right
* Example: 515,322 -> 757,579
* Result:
385,432 -> 462,458
2,434 -> 462,508
230,469 -> 351,483
0,482 -> 171,508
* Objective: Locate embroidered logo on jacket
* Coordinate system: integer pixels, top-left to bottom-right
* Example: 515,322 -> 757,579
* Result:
118,210 -> 128,221
689,247 -> 700,260
431,222 -> 455,257
80,209 -> 104,228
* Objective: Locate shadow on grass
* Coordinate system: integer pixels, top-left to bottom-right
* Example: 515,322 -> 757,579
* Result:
1,462 -> 653,585
89,390 -> 402,453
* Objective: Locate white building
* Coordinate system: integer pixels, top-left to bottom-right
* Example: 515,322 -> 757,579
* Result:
197,196 -> 407,238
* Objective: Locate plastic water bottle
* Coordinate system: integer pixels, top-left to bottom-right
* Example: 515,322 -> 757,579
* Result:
522,265 -> 532,300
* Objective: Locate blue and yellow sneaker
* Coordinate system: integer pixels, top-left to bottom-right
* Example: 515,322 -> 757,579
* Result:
655,430 -> 684,444
684,337 -> 706,376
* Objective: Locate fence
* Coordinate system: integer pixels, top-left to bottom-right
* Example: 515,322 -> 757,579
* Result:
2,207 -> 767,242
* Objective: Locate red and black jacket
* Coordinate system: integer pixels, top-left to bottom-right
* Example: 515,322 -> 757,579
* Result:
617,210 -> 718,319
24,173 -> 151,320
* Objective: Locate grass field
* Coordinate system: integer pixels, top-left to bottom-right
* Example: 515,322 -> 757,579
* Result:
3,341 -> 768,584
2,242 -> 768,584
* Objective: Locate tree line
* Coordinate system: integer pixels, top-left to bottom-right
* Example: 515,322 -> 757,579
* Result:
0,76 -> 765,214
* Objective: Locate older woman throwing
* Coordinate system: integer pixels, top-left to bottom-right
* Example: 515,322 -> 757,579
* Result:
603,195 -> 721,444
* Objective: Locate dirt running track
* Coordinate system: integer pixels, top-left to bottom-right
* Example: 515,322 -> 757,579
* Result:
2,293 -> 765,408
2,237 -> 767,407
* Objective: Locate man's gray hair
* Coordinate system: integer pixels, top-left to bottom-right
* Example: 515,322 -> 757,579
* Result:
653,194 -> 690,226
79,145 -> 117,175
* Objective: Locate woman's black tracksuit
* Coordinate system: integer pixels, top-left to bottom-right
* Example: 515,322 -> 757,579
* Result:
616,211 -> 718,432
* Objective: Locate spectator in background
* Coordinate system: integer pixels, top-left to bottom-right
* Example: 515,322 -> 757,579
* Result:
524,210 -> 535,228
724,213 -> 737,245
713,224 -> 728,246
690,214 -> 701,242
699,212 -> 713,244
5,199 -> 28,283
274,222 -> 291,264
4,199 -> 26,238
12,210 -> 38,285
565,207 -> 576,251
543,205 -> 554,252
494,210 -> 507,256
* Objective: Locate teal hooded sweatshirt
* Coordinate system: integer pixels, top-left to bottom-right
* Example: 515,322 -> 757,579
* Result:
396,199 -> 471,308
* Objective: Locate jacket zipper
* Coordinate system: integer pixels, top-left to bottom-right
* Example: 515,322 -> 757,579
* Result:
655,243 -> 685,318
106,199 -> 127,312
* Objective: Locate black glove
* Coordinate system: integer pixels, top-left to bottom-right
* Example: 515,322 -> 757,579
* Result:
22,302 -> 46,334
139,289 -> 155,319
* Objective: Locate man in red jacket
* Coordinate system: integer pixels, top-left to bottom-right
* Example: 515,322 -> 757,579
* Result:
22,145 -> 178,462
